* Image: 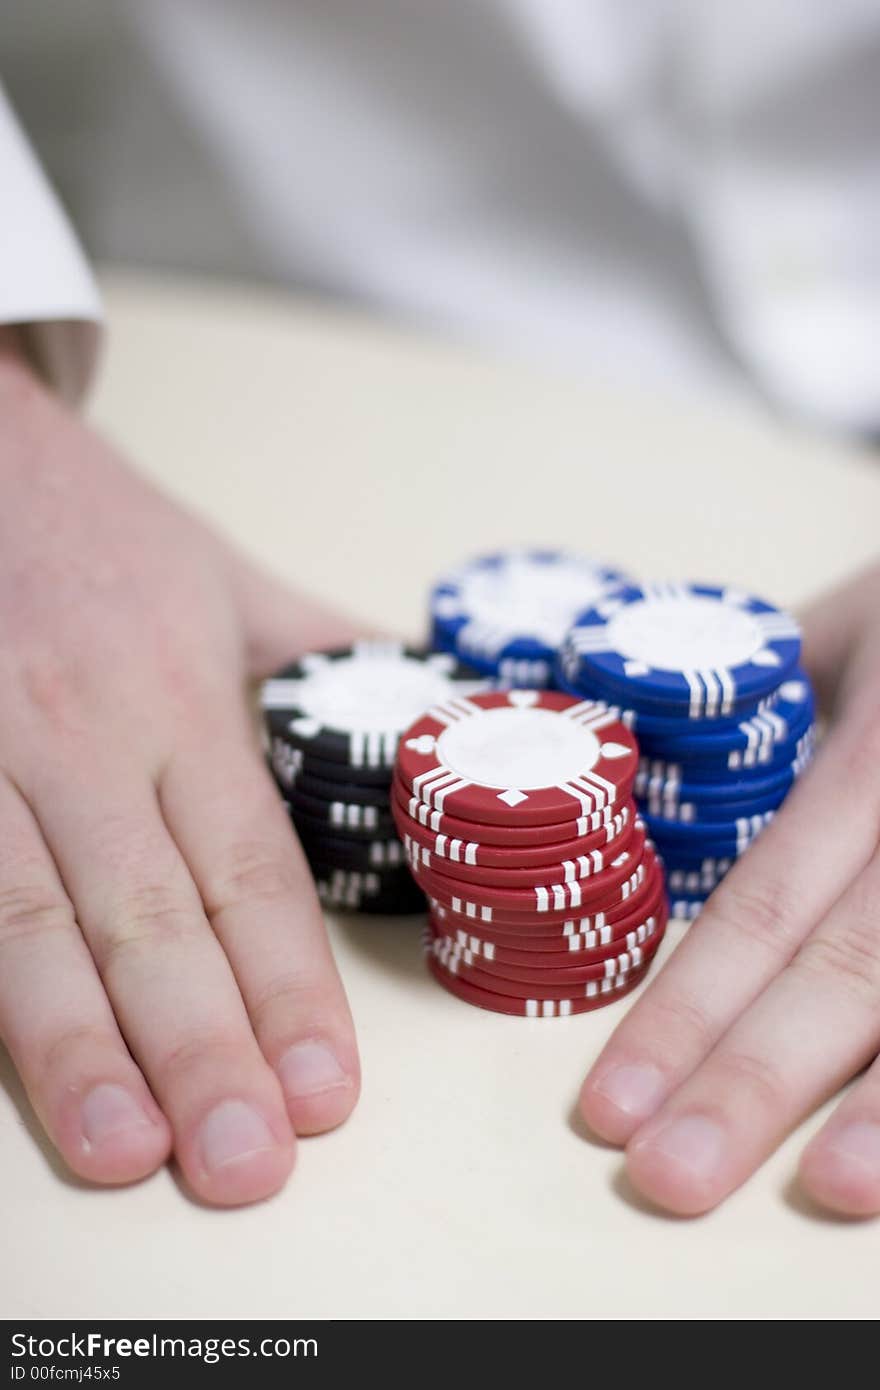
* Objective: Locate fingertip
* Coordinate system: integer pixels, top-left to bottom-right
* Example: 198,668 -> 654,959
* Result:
799,1125 -> 880,1219
579,1060 -> 668,1146
625,1114 -> 729,1217
181,1097 -> 297,1207
277,1038 -> 360,1136
60,1081 -> 173,1187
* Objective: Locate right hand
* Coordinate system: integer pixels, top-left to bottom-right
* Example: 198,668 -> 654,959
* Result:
0,335 -> 365,1205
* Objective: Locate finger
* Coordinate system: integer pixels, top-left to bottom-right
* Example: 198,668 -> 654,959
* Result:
799,1054 -> 880,1216
26,749 -> 296,1207
623,847 -> 880,1215
225,548 -> 370,676
800,562 -> 879,714
580,710 -> 880,1145
0,775 -> 170,1184
161,718 -> 360,1135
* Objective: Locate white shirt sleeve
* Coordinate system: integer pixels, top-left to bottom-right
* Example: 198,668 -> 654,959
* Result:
0,84 -> 102,404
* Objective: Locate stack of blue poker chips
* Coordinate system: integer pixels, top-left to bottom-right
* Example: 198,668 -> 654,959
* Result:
430,550 -> 628,687
556,581 -> 817,921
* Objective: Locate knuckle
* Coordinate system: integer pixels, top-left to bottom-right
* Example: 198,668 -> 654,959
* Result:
248,970 -> 329,1036
712,875 -> 801,957
154,1027 -> 248,1090
204,840 -> 300,918
40,1022 -> 121,1081
642,988 -> 717,1057
795,923 -> 880,1000
0,882 -> 74,947
709,1047 -> 786,1114
92,883 -> 198,976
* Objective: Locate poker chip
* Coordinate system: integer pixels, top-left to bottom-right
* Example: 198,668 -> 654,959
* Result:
427,951 -> 651,1017
665,860 -> 731,895
430,550 -> 627,687
262,642 -> 488,915
427,864 -> 664,942
313,864 -> 426,915
635,676 -> 816,770
393,796 -> 632,869
643,809 -> 774,849
285,787 -> 395,835
400,817 -> 642,895
283,770 -> 394,808
559,585 -> 815,917
393,776 -> 629,846
428,914 -> 666,994
267,737 -> 399,788
413,844 -> 652,924
396,690 -> 638,827
261,642 -> 485,771
294,829 -> 406,872
431,907 -> 664,967
669,896 -> 708,921
562,583 -> 801,718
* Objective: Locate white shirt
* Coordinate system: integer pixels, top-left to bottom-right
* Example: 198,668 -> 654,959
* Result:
3,0 -> 879,430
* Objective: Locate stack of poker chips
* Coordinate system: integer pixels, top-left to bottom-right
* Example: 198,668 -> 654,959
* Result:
392,689 -> 668,1017
260,642 -> 486,914
430,549 -> 628,687
557,582 -> 816,921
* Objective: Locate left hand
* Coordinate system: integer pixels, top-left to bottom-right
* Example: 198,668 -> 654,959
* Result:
579,560 -> 880,1216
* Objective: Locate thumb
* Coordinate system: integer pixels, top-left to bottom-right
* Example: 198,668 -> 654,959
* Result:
226,548 -> 375,677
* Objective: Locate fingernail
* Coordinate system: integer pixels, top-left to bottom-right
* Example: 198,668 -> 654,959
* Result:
81,1084 -> 156,1149
198,1099 -> 277,1173
825,1121 -> 880,1172
278,1040 -> 349,1097
638,1114 -> 726,1182
593,1062 -> 666,1120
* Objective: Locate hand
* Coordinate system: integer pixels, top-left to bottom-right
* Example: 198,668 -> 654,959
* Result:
580,560 -> 880,1216
0,342 -> 364,1206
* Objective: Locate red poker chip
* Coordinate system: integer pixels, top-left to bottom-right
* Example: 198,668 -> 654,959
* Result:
398,817 -> 638,889
429,878 -> 665,955
395,690 -> 638,827
428,896 -> 668,970
426,952 -> 651,1016
392,774 -> 631,848
428,914 -> 666,993
407,822 -> 647,913
423,850 -> 662,931
392,788 -> 633,870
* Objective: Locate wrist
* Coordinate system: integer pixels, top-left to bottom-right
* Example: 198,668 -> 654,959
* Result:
0,323 -> 42,400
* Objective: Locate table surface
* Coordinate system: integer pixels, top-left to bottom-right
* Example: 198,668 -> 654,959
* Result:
3,271 -> 879,1321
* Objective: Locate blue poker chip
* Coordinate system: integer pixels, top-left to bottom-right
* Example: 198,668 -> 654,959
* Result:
431,550 -> 627,688
635,748 -> 813,818
645,808 -> 773,856
553,667 -> 778,738
669,895 -> 709,921
635,675 -> 816,769
665,859 -> 732,895
639,777 -> 793,824
562,582 -> 801,718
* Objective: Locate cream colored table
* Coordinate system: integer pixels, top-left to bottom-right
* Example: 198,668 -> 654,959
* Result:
3,272 -> 879,1321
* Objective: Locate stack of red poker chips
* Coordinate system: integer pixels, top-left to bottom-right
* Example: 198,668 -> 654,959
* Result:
392,689 -> 667,1017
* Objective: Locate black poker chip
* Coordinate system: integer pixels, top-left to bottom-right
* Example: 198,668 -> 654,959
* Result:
288,805 -> 399,846
310,862 -> 427,916
260,641 -> 485,772
295,830 -> 406,872
285,787 -> 396,836
265,734 -> 395,788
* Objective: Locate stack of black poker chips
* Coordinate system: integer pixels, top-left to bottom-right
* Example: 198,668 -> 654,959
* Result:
260,641 -> 486,914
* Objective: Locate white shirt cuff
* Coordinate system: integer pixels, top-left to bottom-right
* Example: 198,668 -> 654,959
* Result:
0,85 -> 102,404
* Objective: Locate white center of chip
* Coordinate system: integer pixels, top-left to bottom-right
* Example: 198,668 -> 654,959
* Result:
606,596 -> 763,671
294,655 -> 471,732
461,558 -> 608,646
436,706 -> 601,789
